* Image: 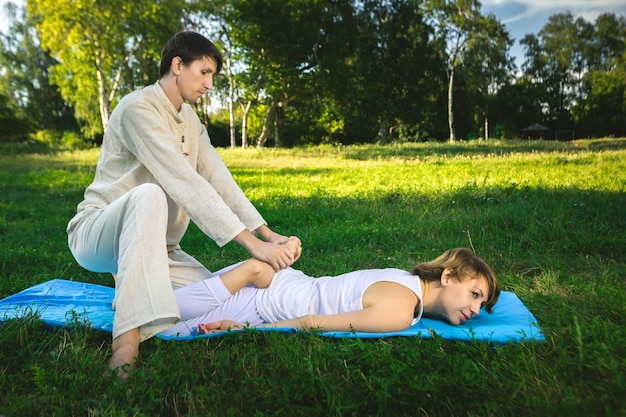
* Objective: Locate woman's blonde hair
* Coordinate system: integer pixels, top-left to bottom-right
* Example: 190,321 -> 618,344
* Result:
411,248 -> 500,313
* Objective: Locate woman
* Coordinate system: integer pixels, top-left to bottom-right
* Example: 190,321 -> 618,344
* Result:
159,246 -> 500,337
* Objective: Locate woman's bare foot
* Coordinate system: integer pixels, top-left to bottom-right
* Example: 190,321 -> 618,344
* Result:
107,328 -> 140,381
284,236 -> 302,261
219,237 -> 302,294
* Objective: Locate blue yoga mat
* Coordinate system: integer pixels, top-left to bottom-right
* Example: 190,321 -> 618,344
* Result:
0,279 -> 545,343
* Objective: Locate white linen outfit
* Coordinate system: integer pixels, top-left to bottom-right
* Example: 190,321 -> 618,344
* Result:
159,267 -> 424,337
67,82 -> 266,341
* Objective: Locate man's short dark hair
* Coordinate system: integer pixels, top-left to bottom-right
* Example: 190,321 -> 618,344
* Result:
159,31 -> 223,77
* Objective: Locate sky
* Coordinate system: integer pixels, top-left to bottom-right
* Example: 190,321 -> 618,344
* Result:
0,0 -> 23,33
481,0 -> 626,66
1,0 -> 625,67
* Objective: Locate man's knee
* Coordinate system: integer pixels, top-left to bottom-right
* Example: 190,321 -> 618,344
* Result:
127,183 -> 168,215
131,183 -> 167,204
120,183 -> 169,234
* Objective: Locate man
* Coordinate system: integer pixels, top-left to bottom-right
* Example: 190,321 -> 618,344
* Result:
67,31 -> 301,379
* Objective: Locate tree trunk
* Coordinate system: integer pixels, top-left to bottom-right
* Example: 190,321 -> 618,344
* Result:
447,66 -> 456,142
95,40 -> 139,132
257,100 -> 276,148
240,100 -> 252,148
95,55 -> 110,131
109,42 -> 139,106
274,102 -> 281,147
484,116 -> 489,140
226,55 -> 236,148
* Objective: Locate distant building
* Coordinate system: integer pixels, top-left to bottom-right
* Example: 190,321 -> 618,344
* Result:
522,123 -> 551,140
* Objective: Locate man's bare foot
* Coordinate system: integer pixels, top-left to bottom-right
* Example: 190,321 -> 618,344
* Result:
107,328 -> 140,381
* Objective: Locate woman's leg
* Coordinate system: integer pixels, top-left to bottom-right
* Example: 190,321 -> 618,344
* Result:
216,238 -> 300,292
172,259 -> 271,320
172,238 -> 299,320
161,282 -> 263,337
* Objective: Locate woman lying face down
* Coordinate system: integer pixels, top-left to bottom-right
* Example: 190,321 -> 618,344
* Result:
159,246 -> 500,338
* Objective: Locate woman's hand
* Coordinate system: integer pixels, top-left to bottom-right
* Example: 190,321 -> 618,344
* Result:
198,320 -> 243,334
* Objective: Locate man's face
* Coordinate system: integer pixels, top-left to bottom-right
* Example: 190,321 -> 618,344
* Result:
176,56 -> 217,103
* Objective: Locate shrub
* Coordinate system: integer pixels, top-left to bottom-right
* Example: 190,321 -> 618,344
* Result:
30,129 -> 93,150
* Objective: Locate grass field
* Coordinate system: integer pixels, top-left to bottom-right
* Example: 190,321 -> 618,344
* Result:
1,139 -> 625,416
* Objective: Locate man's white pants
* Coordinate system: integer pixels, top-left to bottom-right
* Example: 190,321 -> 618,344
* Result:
68,183 -> 212,341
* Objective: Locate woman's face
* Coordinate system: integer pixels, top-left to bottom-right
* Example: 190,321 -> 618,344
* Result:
433,269 -> 490,325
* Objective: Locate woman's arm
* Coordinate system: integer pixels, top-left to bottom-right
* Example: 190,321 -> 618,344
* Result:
199,282 -> 418,334
198,308 -> 413,334
258,306 -> 414,333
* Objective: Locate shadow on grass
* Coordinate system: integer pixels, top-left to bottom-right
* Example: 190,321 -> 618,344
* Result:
339,139 -> 626,160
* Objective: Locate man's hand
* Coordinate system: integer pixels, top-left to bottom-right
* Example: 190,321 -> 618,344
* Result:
256,226 -> 302,264
235,229 -> 302,271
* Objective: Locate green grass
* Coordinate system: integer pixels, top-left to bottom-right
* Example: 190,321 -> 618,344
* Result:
1,139 -> 625,416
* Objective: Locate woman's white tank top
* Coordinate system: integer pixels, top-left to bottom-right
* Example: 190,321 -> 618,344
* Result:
255,267 -> 423,325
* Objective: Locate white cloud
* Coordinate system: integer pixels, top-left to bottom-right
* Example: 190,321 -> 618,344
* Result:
482,0 -> 626,24
481,0 -> 626,65
0,0 -> 26,34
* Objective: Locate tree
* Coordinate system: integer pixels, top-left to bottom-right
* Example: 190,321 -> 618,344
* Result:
573,13 -> 626,137
27,0 -> 186,138
212,0 -> 441,146
0,92 -> 30,142
185,1 -> 241,148
521,12 -> 589,132
521,12 -> 626,138
489,78 -> 543,139
463,13 -> 515,139
422,0 -> 494,142
206,0 -> 326,147
336,0 -> 440,143
0,2 -> 75,135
